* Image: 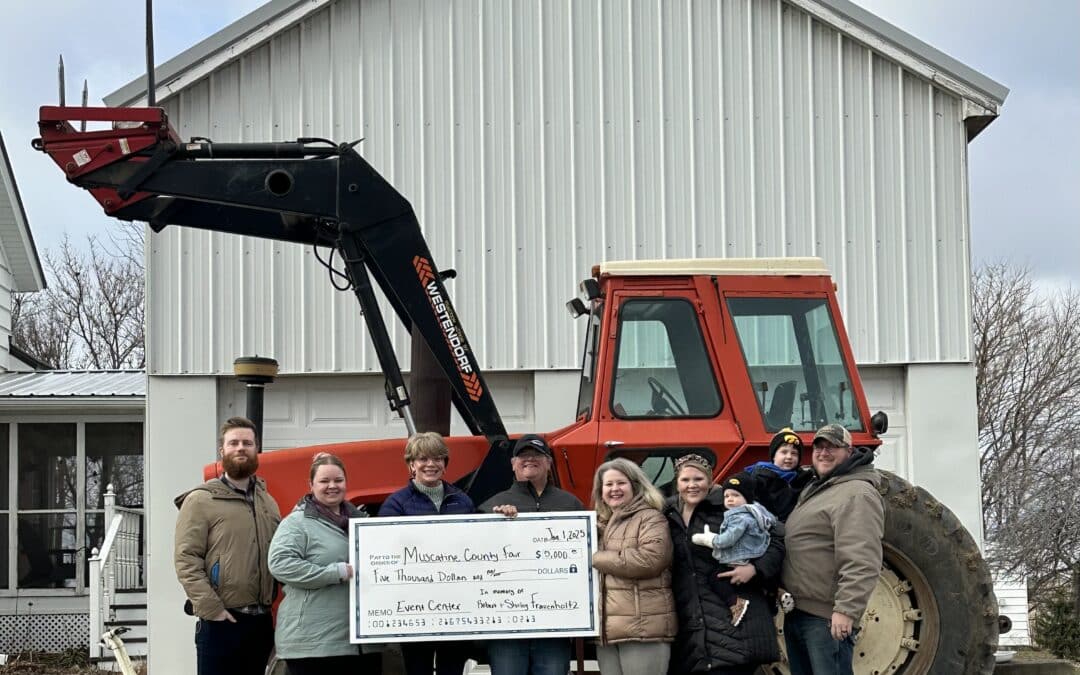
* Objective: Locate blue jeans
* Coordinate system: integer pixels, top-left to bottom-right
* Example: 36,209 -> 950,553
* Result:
487,638 -> 571,675
194,612 -> 273,675
784,610 -> 855,675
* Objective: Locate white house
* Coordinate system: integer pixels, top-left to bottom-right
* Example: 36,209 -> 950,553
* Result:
100,0 -> 1009,671
0,131 -> 46,370
0,131 -> 147,656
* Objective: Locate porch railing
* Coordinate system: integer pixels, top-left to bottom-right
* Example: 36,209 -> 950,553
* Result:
89,485 -> 144,659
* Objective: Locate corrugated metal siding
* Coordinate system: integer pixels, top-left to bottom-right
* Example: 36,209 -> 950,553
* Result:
148,0 -> 974,375
0,370 -> 146,397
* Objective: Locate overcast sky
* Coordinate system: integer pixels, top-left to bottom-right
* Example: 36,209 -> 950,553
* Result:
1,0 -> 1076,286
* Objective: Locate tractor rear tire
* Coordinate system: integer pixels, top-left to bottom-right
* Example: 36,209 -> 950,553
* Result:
765,470 -> 999,675
866,470 -> 998,674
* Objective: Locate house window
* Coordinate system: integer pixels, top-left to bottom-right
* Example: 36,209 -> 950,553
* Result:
18,424 -> 78,589
2,420 -> 143,593
85,423 -> 144,583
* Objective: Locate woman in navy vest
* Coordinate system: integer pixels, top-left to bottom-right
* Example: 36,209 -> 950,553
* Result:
379,432 -> 476,675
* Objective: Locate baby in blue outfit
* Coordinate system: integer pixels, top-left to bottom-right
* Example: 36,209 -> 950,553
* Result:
692,471 -> 776,626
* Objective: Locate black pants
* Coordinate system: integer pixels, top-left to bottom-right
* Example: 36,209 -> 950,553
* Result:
287,654 -> 367,675
402,641 -> 471,675
194,612 -> 273,675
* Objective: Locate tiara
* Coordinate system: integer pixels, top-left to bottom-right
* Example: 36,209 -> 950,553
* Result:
674,453 -> 713,471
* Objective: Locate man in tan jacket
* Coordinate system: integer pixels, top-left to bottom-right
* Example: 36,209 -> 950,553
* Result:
174,417 -> 281,675
781,424 -> 884,675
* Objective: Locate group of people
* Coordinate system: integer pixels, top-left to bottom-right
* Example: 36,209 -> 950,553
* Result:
592,424 -> 885,675
174,417 -> 884,675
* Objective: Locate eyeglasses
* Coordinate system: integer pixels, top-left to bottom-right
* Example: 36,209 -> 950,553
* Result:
812,444 -> 848,455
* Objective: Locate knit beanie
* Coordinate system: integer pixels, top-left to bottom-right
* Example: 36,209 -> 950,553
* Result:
768,427 -> 804,465
721,472 -> 756,503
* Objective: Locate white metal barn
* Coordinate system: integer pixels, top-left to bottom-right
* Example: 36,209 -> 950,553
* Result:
102,0 -> 1009,670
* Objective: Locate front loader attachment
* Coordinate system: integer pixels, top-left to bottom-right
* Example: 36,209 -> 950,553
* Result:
34,106 -> 509,457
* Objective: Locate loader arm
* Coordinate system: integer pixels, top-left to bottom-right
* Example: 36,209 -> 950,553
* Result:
34,106 -> 508,449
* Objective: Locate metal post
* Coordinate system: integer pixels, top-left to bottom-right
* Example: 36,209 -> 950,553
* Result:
80,80 -> 88,132
234,357 -> 279,450
145,0 -> 156,106
409,325 -> 452,435
246,385 -> 264,441
57,55 -> 65,106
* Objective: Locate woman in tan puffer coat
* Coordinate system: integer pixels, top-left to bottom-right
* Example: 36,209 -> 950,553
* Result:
591,458 -> 677,675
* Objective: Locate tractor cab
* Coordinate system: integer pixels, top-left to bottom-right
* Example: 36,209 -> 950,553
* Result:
558,258 -> 880,493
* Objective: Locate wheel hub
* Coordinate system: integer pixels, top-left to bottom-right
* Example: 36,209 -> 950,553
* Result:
856,564 -> 922,673
765,545 -> 939,675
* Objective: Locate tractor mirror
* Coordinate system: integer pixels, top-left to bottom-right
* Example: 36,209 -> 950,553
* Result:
566,298 -> 588,318
871,411 -> 889,436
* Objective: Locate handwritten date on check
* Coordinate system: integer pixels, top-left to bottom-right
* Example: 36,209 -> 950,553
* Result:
349,512 -> 599,643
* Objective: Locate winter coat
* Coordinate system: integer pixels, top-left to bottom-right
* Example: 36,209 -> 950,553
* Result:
781,447 -> 884,626
665,490 -> 785,674
744,462 -> 815,521
174,477 -> 281,619
478,480 -> 584,513
268,495 -> 366,659
591,497 -> 677,645
710,503 -> 776,565
378,480 -> 475,516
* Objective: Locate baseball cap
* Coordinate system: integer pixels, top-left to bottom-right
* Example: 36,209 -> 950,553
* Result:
512,434 -> 553,458
813,423 -> 852,448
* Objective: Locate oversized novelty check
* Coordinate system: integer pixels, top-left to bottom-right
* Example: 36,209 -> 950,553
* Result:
349,512 -> 599,643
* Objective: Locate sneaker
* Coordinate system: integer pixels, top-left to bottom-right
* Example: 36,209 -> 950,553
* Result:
779,591 -> 795,614
730,597 -> 750,626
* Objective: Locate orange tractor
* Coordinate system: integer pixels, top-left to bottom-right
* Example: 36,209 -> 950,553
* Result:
35,105 -> 1000,674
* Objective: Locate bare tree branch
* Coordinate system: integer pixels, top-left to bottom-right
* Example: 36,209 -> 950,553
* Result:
11,229 -> 144,370
975,262 -> 1080,603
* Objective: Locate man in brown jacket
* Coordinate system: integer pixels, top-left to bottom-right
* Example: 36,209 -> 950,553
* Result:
174,417 -> 281,675
781,424 -> 884,675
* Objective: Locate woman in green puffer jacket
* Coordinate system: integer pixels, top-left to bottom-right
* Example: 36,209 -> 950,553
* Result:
268,452 -> 366,675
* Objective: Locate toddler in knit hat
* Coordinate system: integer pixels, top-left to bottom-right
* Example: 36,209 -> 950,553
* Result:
691,471 -> 777,626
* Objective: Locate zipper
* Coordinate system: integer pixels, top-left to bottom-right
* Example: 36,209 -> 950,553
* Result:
251,488 -> 263,606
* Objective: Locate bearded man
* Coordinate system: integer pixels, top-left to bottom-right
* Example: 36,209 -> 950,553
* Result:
174,416 -> 282,675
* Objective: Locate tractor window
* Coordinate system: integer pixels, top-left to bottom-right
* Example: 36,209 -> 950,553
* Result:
610,299 -> 721,419
575,301 -> 604,420
605,447 -> 718,498
727,296 -> 862,432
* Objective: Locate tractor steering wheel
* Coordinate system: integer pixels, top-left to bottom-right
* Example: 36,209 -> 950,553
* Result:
648,376 -> 687,416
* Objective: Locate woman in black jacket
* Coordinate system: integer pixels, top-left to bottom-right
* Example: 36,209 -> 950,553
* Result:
665,454 -> 785,675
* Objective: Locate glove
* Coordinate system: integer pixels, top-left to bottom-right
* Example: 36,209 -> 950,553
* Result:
691,525 -> 716,549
